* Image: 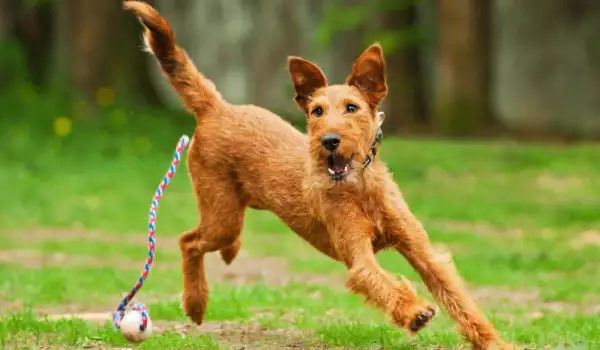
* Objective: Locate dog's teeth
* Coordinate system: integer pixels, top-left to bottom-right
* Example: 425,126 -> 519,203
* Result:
344,165 -> 349,172
328,168 -> 335,175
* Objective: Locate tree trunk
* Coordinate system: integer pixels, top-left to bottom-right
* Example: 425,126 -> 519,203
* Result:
0,0 -> 16,40
382,3 -> 427,135
69,0 -> 113,99
12,3 -> 53,85
433,0 -> 491,136
106,2 -> 160,106
50,0 -> 158,111
493,0 -> 600,139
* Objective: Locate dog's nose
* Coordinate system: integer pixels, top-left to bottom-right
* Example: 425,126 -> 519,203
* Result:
321,133 -> 341,152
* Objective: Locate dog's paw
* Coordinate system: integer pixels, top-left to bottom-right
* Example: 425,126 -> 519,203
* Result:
183,303 -> 205,325
408,305 -> 437,333
393,297 -> 438,334
181,293 -> 206,326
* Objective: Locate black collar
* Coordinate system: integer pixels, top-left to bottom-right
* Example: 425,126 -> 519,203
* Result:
362,111 -> 385,168
362,127 -> 383,168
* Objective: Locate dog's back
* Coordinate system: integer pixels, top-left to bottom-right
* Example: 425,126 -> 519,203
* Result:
191,103 -> 309,210
124,1 -> 325,244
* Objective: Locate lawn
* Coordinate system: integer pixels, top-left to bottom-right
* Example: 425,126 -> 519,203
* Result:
1,89 -> 599,349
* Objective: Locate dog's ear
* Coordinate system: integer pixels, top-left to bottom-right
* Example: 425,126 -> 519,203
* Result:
346,43 -> 387,107
287,56 -> 328,112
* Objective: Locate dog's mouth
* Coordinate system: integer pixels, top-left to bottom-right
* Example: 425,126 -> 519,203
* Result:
327,155 -> 351,180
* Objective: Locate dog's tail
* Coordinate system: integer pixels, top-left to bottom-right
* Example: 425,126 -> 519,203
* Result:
123,1 -> 224,117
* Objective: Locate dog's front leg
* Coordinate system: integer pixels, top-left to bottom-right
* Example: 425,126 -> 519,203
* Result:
333,219 -> 437,333
384,202 -> 513,349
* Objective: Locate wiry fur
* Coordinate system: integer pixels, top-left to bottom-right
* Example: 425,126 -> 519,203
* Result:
123,2 -> 514,348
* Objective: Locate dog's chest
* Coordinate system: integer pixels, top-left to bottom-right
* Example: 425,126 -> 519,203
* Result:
371,215 -> 385,238
364,205 -> 393,252
360,200 -> 385,237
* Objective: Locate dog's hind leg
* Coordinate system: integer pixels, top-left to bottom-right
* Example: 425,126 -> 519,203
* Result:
219,238 -> 241,265
178,173 -> 245,325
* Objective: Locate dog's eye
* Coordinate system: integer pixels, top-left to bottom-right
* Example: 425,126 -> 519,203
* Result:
346,104 -> 358,113
312,107 -> 324,117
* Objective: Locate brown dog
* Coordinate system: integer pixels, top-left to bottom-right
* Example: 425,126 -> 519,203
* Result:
124,2 -> 512,348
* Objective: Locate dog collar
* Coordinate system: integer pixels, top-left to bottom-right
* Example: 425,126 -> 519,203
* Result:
362,111 -> 385,168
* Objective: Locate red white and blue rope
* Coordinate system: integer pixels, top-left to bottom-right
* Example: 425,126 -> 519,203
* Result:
112,135 -> 190,331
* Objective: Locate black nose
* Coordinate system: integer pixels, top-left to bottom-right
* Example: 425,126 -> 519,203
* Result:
321,133 -> 341,151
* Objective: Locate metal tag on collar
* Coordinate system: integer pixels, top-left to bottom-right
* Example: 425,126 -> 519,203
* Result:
375,111 -> 384,144
376,111 -> 386,127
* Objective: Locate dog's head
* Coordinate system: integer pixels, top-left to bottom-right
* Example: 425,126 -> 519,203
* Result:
288,44 -> 387,184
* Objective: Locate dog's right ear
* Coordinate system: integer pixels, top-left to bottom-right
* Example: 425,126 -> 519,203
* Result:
287,57 -> 327,112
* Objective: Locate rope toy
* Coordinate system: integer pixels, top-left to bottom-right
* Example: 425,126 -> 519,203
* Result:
112,135 -> 190,343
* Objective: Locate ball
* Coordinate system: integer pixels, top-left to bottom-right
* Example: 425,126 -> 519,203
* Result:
120,310 -> 153,343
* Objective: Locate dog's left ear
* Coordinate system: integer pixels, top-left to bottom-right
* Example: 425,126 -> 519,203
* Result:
346,43 -> 387,107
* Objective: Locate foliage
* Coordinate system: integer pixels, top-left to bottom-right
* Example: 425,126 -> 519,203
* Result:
0,81 -> 193,170
315,0 -> 432,53
0,40 -> 30,86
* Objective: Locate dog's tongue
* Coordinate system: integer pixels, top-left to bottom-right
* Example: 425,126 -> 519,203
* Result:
332,158 -> 346,174
333,164 -> 345,174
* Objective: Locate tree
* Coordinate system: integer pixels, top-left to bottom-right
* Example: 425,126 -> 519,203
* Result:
493,0 -> 600,138
381,2 -> 428,134
314,0 -> 430,135
52,0 -> 114,98
433,0 -> 491,136
51,0 -> 157,108
0,0 -> 15,40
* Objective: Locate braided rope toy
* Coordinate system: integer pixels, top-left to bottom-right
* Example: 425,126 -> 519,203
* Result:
112,135 -> 190,343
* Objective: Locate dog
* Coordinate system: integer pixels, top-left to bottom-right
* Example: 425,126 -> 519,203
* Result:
123,2 -> 513,348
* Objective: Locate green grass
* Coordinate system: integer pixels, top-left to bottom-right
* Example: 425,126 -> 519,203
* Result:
1,86 -> 600,348
0,310 -> 221,349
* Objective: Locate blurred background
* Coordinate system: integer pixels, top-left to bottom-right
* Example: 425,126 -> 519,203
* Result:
1,0 -> 600,141
1,3 -> 599,347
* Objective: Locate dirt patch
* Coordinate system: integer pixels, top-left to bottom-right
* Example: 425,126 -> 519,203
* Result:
44,313 -> 322,349
469,286 -> 540,304
0,249 -> 110,269
0,228 -> 180,250
0,228 -> 341,288
468,285 -> 600,316
204,251 -> 344,286
0,246 -> 341,289
570,230 -> 600,249
168,321 -> 321,350
429,220 -> 526,239
46,312 -> 112,323
536,173 -> 584,193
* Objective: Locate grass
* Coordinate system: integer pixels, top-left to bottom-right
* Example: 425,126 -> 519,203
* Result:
0,310 -> 221,349
1,85 -> 600,348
